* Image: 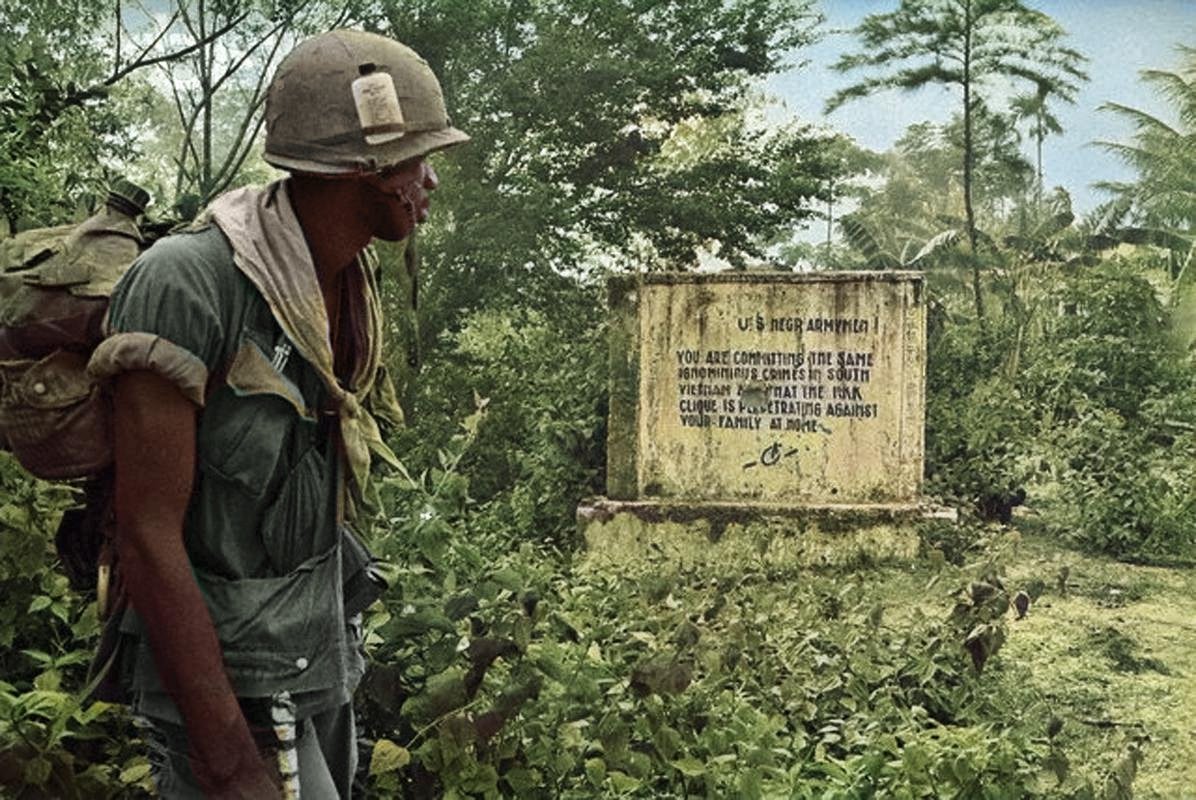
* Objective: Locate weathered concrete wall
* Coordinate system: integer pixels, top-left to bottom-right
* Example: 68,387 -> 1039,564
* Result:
608,272 -> 925,504
578,498 -> 926,571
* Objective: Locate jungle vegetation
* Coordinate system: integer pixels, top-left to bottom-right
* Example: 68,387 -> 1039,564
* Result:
1,0 -> 1194,796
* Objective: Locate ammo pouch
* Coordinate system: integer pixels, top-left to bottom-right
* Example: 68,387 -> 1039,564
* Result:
341,525 -> 388,618
0,350 -> 112,479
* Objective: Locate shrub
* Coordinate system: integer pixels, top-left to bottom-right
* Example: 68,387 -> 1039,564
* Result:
925,312 -> 1036,520
360,415 -> 1072,798
1050,398 -> 1196,560
1021,261 -> 1196,560
0,455 -> 148,797
392,298 -> 607,544
1021,259 -> 1182,424
926,375 -> 1036,521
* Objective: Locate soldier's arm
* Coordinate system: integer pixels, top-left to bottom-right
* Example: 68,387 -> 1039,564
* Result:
113,369 -> 280,799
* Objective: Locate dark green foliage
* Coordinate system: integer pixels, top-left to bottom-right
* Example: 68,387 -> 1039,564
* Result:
1050,397 -> 1196,561
1023,262 -> 1180,420
926,310 -> 1035,519
369,0 -> 831,348
1022,262 -> 1196,559
0,456 -> 150,797
0,1 -> 147,231
360,428 -> 1068,796
924,256 -> 1196,560
378,0 -> 837,551
391,290 -> 607,544
362,0 -> 838,553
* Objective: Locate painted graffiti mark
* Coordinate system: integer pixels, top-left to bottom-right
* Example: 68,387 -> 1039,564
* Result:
742,441 -> 801,471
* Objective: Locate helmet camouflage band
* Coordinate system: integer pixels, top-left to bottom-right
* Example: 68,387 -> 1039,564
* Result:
264,29 -> 469,175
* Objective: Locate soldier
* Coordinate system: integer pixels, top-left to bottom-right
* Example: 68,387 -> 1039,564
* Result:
88,30 -> 468,798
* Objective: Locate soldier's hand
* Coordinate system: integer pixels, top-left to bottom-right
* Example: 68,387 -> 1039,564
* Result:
198,749 -> 283,800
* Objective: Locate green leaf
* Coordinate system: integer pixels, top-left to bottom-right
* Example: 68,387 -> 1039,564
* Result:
503,767 -> 540,793
532,650 -> 567,683
458,762 -> 499,794
491,566 -> 523,592
585,757 -> 606,785
33,668 -> 61,691
27,595 -> 51,613
21,648 -> 53,665
119,761 -> 153,785
671,757 -> 706,777
608,770 -> 641,792
76,701 -> 111,725
652,725 -> 683,760
49,601 -> 70,624
370,738 -> 411,776
385,608 -> 456,637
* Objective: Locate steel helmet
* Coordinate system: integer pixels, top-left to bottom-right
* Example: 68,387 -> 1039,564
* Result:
264,29 -> 469,175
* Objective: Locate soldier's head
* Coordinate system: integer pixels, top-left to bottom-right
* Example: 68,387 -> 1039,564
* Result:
264,30 -> 468,240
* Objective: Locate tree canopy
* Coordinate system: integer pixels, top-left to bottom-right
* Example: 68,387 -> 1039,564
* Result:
828,0 -> 1087,319
366,0 -> 831,335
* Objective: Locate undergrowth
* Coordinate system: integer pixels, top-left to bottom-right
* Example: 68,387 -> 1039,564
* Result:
927,260 -> 1196,562
0,426 -> 1167,798
352,413 -> 1118,798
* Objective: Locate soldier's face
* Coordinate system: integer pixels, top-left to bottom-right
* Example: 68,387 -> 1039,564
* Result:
360,157 -> 438,241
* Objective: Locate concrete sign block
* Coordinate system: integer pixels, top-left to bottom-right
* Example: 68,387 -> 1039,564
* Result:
607,272 -> 926,505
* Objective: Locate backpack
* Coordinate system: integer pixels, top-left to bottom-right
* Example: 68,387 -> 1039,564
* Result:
0,179 -> 151,594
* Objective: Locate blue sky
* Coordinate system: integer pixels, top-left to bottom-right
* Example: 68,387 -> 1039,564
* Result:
766,0 -> 1196,221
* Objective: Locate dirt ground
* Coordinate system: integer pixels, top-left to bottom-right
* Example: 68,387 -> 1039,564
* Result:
1000,528 -> 1196,798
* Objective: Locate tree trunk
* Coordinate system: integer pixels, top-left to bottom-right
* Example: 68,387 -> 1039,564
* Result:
114,0 -> 121,70
1035,117 -> 1044,209
962,0 -> 985,322
826,178 -> 834,258
199,0 -> 213,203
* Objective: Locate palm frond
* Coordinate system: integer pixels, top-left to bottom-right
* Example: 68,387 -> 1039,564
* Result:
910,227 -> 962,265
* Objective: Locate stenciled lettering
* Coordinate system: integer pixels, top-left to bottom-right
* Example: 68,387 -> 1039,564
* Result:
673,344 -> 880,432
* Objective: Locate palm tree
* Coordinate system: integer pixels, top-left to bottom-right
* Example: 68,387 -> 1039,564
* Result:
1011,79 -> 1073,209
1096,47 -> 1196,345
838,112 -> 1031,276
827,0 -> 1088,322
1096,46 -> 1196,239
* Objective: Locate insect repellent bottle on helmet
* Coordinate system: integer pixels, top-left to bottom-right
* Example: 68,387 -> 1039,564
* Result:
263,29 -> 469,175
352,63 -> 406,146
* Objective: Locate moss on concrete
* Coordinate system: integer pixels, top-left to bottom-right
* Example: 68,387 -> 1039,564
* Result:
605,276 -> 640,499
579,499 -> 923,572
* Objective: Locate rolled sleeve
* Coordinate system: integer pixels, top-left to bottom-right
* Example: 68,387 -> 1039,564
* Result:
86,231 -> 228,405
88,332 -> 209,406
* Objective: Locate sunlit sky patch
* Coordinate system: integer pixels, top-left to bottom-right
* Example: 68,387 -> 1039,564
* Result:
767,0 -> 1196,220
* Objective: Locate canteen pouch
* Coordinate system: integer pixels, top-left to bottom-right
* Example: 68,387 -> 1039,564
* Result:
0,349 -> 111,480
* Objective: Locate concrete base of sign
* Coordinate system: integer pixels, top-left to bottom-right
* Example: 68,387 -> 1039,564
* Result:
578,497 -> 956,571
